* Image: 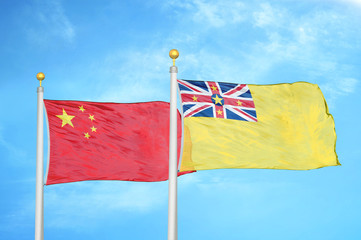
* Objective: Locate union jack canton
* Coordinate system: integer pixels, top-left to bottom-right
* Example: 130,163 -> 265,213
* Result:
177,79 -> 258,122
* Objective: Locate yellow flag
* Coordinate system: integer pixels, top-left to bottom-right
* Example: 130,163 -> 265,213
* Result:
178,80 -> 339,171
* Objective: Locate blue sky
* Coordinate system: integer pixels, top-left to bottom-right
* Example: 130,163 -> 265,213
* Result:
1,0 -> 361,239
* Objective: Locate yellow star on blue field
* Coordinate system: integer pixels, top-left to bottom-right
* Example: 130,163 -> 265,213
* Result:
212,95 -> 223,105
56,109 -> 75,128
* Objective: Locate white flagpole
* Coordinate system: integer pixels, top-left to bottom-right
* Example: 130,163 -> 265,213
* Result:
168,49 -> 179,240
35,72 -> 45,240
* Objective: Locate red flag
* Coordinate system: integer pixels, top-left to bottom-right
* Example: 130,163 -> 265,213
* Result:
44,100 -> 189,185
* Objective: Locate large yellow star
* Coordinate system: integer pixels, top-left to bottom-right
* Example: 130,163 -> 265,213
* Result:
79,105 -> 85,112
91,126 -> 97,132
192,96 -> 198,101
212,95 -> 223,105
237,100 -> 243,106
56,109 -> 75,128
89,114 -> 95,121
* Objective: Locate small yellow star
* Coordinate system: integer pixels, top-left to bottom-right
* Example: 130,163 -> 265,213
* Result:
212,95 -> 223,105
91,126 -> 97,132
217,109 -> 223,115
89,114 -> 95,121
192,96 -> 198,101
79,105 -> 85,112
84,132 -> 90,139
56,109 -> 75,128
237,100 -> 243,106
211,85 -> 217,91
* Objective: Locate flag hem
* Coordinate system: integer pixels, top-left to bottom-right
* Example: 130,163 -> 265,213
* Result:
315,84 -> 340,167
44,100 -> 51,185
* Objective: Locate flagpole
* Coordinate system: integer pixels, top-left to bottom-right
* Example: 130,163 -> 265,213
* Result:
168,49 -> 179,240
35,72 -> 45,240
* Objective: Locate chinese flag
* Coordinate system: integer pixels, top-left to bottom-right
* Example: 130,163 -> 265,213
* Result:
44,100 -> 189,185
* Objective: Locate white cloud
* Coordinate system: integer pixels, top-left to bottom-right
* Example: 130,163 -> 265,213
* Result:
178,170 -> 292,217
295,26 -> 316,44
44,181 -> 168,228
87,1 -> 359,107
247,3 -> 361,89
0,125 -> 26,161
26,0 -> 75,44
179,50 -> 268,84
165,0 -> 246,28
320,77 -> 359,108
337,0 -> 361,8
192,0 -> 245,27
253,2 -> 286,28
93,48 -> 171,103
2,181 -> 169,231
339,78 -> 358,93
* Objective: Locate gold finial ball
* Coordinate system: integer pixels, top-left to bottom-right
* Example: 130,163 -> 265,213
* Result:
36,72 -> 45,81
169,49 -> 179,60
